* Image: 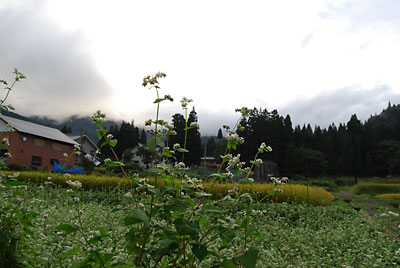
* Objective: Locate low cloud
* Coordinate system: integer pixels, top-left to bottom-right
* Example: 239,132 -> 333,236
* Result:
0,2 -> 114,120
280,84 -> 400,128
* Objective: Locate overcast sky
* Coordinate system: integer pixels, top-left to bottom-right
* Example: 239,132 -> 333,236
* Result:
1,0 -> 400,135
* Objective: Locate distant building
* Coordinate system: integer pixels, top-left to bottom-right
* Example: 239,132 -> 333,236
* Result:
0,115 -> 77,170
124,143 -> 164,169
68,134 -> 100,166
253,159 -> 279,182
200,156 -> 217,168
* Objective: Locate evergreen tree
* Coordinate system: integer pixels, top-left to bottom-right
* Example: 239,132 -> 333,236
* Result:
139,129 -> 147,144
61,125 -> 72,134
169,108 -> 202,166
217,128 -> 223,139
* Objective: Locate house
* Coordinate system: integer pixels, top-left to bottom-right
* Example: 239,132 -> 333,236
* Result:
0,115 -> 78,171
200,156 -> 217,168
253,159 -> 279,182
68,134 -> 101,166
125,143 -> 165,169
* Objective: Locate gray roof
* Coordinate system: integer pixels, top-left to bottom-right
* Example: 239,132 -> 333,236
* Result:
0,115 -> 77,145
67,134 -> 99,150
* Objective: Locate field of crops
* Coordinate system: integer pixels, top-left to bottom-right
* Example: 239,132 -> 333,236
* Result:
2,176 -> 400,267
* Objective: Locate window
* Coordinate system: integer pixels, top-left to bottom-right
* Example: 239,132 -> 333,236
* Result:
31,156 -> 42,166
52,142 -> 70,151
34,138 -> 45,147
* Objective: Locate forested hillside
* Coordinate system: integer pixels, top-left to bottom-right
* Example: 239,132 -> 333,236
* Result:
222,103 -> 400,177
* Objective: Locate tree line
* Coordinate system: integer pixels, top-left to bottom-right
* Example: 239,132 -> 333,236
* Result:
94,103 -> 400,178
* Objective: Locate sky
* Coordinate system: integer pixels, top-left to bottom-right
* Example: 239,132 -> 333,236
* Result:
1,0 -> 400,135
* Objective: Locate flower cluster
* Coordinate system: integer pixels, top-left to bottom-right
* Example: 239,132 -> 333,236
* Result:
66,180 -> 82,189
226,133 -> 244,144
91,110 -> 106,123
180,96 -> 193,109
142,72 -> 166,87
235,107 -> 251,117
226,154 -> 245,171
174,162 -> 186,169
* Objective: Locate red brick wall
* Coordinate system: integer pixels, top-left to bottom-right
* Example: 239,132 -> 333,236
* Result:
3,131 -> 76,171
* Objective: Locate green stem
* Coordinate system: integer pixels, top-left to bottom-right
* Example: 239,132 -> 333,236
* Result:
246,151 -> 260,179
182,108 -> 189,163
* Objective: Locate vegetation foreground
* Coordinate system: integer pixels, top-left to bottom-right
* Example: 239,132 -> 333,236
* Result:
2,180 -> 400,267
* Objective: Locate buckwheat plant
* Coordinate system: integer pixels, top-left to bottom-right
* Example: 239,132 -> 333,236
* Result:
58,73 -> 274,268
0,69 -> 35,268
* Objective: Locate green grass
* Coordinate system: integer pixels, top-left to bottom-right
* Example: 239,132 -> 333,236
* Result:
376,193 -> 400,200
350,183 -> 400,195
4,183 -> 399,267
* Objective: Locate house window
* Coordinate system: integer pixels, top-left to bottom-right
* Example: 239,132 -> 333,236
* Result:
52,142 -> 70,151
34,138 -> 45,147
31,156 -> 42,166
50,159 -> 58,166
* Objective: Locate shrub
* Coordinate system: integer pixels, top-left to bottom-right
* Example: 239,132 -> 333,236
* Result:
6,163 -> 32,171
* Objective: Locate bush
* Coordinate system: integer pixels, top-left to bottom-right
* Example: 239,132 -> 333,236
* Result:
80,157 -> 95,174
6,163 -> 32,171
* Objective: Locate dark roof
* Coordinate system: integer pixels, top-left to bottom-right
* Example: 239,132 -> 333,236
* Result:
0,115 -> 77,145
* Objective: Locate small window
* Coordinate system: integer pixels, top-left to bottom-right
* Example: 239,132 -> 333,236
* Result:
50,159 -> 58,166
34,138 -> 45,147
31,156 -> 42,166
52,143 -> 70,151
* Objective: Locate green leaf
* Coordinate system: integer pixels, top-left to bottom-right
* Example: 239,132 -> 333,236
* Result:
153,98 -> 165,103
239,218 -> 250,229
125,208 -> 149,228
71,257 -> 89,268
220,230 -> 235,244
246,225 -> 257,236
95,120 -> 102,128
192,244 -> 208,262
177,148 -> 189,153
56,224 -> 79,235
147,137 -> 163,150
105,161 -> 124,167
96,128 -> 107,140
220,259 -> 237,268
60,247 -> 81,258
237,247 -> 259,268
109,139 -> 118,147
194,192 -> 212,198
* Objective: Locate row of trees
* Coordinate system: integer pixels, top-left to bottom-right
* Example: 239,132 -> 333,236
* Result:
220,103 -> 400,177
95,102 -> 400,177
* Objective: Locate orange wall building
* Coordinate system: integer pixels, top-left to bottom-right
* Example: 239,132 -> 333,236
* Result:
0,115 -> 77,171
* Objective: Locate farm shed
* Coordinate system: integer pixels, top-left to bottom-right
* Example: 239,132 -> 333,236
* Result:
0,115 -> 78,171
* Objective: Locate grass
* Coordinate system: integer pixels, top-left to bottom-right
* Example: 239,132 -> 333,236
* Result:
350,183 -> 400,196
2,171 -> 333,205
376,193 -> 400,200
4,183 -> 399,267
